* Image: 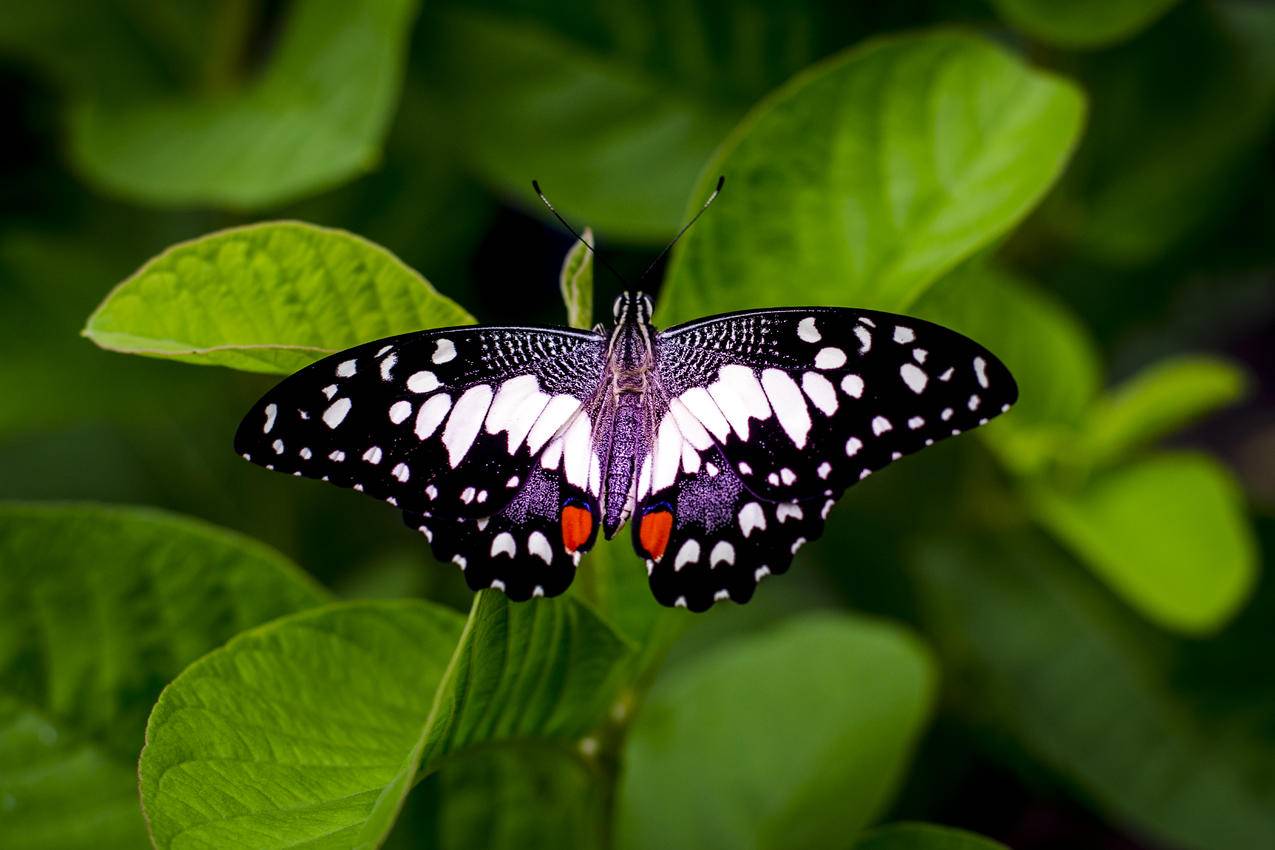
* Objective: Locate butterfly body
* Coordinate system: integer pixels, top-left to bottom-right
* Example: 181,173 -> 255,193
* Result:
236,293 -> 1016,611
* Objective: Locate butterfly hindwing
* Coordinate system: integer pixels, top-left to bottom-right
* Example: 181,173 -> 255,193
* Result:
652,308 -> 1018,502
403,465 -> 601,600
632,444 -> 829,611
234,326 -> 606,517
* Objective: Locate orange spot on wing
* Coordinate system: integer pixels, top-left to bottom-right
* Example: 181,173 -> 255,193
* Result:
639,510 -> 673,561
561,505 -> 594,553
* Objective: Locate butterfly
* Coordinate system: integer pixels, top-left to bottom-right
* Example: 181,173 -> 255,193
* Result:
235,291 -> 1017,611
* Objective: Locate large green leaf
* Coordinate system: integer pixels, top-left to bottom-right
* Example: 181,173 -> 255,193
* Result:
1076,355 -> 1248,470
140,592 -> 632,849
0,503 -> 327,850
854,823 -> 1008,850
1031,452 -> 1256,633
68,0 -> 421,209
911,531 -> 1275,850
83,221 -> 474,375
659,31 -> 1085,323
914,263 -> 1101,475
616,613 -> 935,850
991,0 -> 1181,48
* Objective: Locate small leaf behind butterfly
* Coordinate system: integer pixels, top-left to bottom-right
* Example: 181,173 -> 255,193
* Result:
559,225 -> 594,330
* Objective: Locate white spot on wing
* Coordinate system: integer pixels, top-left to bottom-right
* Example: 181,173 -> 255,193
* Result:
379,354 -> 397,381
674,540 -> 701,571
652,413 -> 684,492
893,326 -> 915,344
263,403 -> 277,433
562,414 -> 593,489
392,463 -> 410,482
679,387 -> 730,442
846,437 -> 863,456
739,502 -> 766,537
776,503 -> 803,522
872,416 -> 892,435
443,385 -> 494,467
388,400 -> 412,424
817,461 -> 832,478
761,368 -> 811,448
336,359 -> 356,378
491,532 -> 516,558
362,446 -> 382,464
407,371 -> 439,393
801,372 -> 838,416
528,531 -> 553,564
854,325 -> 872,353
272,439 -> 284,454
415,393 -> 452,439
322,398 -> 352,429
526,395 -> 581,454
841,374 -> 864,398
908,416 -> 925,430
797,316 -> 821,342
433,338 -> 457,364
901,363 -> 928,394
815,347 -> 847,369
974,356 -> 989,388
710,541 -> 735,567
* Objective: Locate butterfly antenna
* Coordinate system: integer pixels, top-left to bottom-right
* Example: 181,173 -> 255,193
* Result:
532,180 -> 629,286
636,175 -> 725,284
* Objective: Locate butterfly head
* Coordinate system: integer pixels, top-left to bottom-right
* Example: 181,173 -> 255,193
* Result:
613,291 -> 654,326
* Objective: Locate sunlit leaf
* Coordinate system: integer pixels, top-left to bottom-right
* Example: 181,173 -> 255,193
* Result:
659,31 -> 1085,323
0,503 -> 327,850
1031,452 -> 1256,633
616,613 -> 935,850
990,0 -> 1181,48
140,592 -> 632,849
912,531 -> 1275,850
1077,355 -> 1248,469
560,226 -> 594,330
69,0 -> 421,209
83,221 -> 474,375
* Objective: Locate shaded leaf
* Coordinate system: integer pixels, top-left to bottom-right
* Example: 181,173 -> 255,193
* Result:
560,226 -> 594,329
659,31 -> 1085,323
616,613 -> 935,850
140,592 -> 632,849
83,221 -> 474,374
1078,355 -> 1248,469
1031,452 -> 1256,633
69,0 -> 421,208
0,503 -> 327,850
855,822 -> 1009,850
991,0 -> 1181,48
911,531 -> 1275,850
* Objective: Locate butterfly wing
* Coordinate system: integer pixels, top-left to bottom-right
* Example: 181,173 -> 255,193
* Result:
630,307 -> 1017,609
235,324 -> 609,596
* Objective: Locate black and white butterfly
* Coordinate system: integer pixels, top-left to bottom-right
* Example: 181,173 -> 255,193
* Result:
236,292 -> 1016,611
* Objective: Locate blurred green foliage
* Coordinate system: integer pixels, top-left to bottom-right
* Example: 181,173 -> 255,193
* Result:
1,1 -> 1272,849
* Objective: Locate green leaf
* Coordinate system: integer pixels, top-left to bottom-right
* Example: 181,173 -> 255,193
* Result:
68,0 -> 421,209
854,822 -> 1009,850
559,227 -> 595,330
616,613 -> 935,850
83,221 -> 474,375
911,531 -> 1275,850
991,0 -> 1181,48
913,263 -> 1101,475
140,592 -> 632,849
659,31 -> 1085,323
1078,355 -> 1248,469
0,502 -> 327,850
1030,452 -> 1257,633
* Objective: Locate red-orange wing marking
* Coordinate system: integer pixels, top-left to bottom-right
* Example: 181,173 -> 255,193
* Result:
561,504 -> 594,553
637,509 -> 673,561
